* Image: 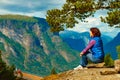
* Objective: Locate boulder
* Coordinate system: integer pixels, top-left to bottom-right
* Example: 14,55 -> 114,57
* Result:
87,62 -> 105,68
100,70 -> 117,75
114,59 -> 120,73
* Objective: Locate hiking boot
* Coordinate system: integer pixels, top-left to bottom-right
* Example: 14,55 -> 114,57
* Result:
74,65 -> 83,70
74,65 -> 88,70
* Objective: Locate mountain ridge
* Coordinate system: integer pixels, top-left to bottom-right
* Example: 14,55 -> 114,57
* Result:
105,32 -> 120,59
0,14 -> 119,77
60,30 -> 120,59
0,14 -> 79,76
60,30 -> 113,51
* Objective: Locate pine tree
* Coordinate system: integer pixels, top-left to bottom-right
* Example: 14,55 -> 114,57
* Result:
0,50 -> 16,80
0,51 -> 6,74
50,67 -> 57,75
46,0 -> 120,32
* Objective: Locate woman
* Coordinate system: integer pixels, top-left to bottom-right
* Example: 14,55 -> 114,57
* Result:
74,27 -> 104,70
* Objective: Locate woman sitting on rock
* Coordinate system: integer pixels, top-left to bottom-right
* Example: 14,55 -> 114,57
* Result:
74,27 -> 104,70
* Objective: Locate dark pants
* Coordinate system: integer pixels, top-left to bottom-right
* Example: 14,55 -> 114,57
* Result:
80,51 -> 104,67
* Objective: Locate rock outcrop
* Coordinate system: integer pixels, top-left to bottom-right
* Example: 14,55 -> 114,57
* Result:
42,60 -> 120,80
42,68 -> 120,80
114,59 -> 120,73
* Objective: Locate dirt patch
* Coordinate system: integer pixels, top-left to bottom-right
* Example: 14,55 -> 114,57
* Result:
22,72 -> 43,80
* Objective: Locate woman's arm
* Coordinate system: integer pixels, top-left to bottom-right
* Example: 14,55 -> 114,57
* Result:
80,40 -> 96,56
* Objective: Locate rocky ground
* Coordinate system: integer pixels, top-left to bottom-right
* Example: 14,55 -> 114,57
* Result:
22,60 -> 120,80
42,68 -> 120,80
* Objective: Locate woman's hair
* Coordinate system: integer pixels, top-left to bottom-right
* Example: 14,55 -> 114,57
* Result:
90,27 -> 101,37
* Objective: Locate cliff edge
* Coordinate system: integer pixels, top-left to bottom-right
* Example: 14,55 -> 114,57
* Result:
42,68 -> 120,80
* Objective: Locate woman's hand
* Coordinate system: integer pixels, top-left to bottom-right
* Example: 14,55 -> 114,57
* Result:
80,52 -> 84,57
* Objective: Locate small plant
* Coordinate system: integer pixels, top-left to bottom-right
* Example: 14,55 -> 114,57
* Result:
50,67 -> 57,75
104,53 -> 114,67
116,45 -> 120,59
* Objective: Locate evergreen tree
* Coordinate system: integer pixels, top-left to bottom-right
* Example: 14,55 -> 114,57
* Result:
50,67 -> 57,75
0,51 -> 6,74
46,0 -> 120,32
0,50 -> 16,80
104,53 -> 114,68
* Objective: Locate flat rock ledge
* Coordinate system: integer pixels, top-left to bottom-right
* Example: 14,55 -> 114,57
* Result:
42,59 -> 120,80
42,68 -> 120,80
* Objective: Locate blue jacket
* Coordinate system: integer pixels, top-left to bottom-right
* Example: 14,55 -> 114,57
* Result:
91,37 -> 104,59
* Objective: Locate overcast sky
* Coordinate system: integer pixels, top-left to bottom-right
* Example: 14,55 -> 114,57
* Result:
0,0 -> 120,38
0,0 -> 65,18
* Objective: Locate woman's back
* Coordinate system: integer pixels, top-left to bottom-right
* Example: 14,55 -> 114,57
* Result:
91,37 -> 104,59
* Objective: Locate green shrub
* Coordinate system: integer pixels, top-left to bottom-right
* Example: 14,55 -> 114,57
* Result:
116,45 -> 120,59
0,50 -> 16,80
104,53 -> 114,67
50,67 -> 57,75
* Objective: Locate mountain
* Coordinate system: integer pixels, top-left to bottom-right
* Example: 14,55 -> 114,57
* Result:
59,30 -> 112,52
105,32 -> 120,59
60,31 -> 89,51
0,14 -> 118,77
0,14 -> 79,76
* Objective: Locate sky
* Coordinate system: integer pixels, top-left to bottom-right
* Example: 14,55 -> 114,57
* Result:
0,0 -> 120,38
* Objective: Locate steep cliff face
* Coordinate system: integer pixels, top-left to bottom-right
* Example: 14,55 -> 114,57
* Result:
0,15 -> 79,76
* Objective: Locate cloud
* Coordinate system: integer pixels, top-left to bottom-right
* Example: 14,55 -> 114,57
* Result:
0,0 -> 16,4
23,11 -> 47,18
0,0 -> 119,37
67,10 -> 120,38
0,0 -> 66,18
